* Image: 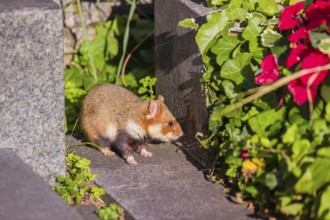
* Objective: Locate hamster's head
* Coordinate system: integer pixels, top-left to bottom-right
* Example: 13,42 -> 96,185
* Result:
145,95 -> 183,142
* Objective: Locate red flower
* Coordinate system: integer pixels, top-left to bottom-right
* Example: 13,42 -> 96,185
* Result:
288,79 -> 318,105
288,27 -> 309,43
305,1 -> 330,30
240,151 -> 249,160
278,2 -> 305,30
288,51 -> 330,105
285,44 -> 310,68
255,54 -> 279,85
300,51 -> 330,84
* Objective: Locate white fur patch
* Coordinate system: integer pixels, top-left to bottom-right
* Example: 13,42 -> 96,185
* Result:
105,123 -> 117,140
148,124 -> 169,141
126,120 -> 146,139
166,131 -> 177,140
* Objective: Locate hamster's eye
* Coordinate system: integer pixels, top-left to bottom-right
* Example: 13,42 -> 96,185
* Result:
168,121 -> 174,127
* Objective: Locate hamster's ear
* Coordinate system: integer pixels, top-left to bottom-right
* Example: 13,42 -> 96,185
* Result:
148,100 -> 160,118
157,95 -> 164,102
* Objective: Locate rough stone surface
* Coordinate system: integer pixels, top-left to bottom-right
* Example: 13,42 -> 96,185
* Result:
0,0 -> 65,184
0,148 -> 84,220
155,0 -> 213,162
74,142 -> 259,220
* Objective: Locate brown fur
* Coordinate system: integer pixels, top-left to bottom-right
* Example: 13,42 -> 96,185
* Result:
80,83 -> 183,164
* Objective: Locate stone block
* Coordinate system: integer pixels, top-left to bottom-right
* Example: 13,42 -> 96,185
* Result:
155,0 -> 213,162
0,0 -> 65,184
0,149 -> 84,220
73,143 -> 254,220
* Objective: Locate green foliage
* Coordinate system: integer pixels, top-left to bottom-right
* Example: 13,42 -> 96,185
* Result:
138,76 -> 157,100
64,13 -> 155,133
178,18 -> 199,30
182,0 -> 330,218
54,153 -> 105,205
97,203 -> 124,220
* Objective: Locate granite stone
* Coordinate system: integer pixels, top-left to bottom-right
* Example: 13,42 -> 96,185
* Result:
74,143 -> 258,220
0,0 -> 65,184
0,148 -> 84,220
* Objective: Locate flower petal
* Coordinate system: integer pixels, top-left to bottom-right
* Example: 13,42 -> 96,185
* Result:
306,1 -> 330,30
278,2 -> 305,30
255,54 -> 279,85
300,51 -> 330,84
288,27 -> 309,43
285,44 -> 310,68
288,79 -> 318,105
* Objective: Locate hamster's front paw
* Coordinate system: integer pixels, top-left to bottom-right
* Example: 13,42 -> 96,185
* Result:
140,148 -> 153,157
126,156 -> 138,165
100,147 -> 116,157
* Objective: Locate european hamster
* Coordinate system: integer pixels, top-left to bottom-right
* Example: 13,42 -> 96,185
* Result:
80,84 -> 183,165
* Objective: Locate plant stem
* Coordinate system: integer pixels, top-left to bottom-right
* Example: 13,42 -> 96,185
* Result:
221,63 -> 330,115
121,30 -> 154,86
116,0 -> 136,85
77,0 -> 97,81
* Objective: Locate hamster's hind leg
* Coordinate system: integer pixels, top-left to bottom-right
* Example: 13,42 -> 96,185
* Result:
94,136 -> 116,157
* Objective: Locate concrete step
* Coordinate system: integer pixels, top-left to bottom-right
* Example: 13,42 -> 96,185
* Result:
74,142 -> 259,220
0,149 -> 84,220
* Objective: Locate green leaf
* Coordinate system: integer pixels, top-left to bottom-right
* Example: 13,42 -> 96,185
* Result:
321,84 -> 330,102
138,87 -> 148,94
295,158 -> 330,194
288,107 -> 309,133
326,102 -> 330,122
225,155 -> 243,166
313,119 -> 330,136
80,25 -> 110,71
280,203 -> 303,216
110,203 -> 119,211
242,107 -> 260,121
290,0 -> 304,4
211,36 -> 240,66
222,80 -> 238,99
211,0 -> 227,5
178,18 -> 199,30
317,185 -> 330,219
242,0 -> 258,10
226,6 -> 247,21
56,176 -> 66,183
249,39 -> 264,60
242,14 -> 263,41
228,0 -> 242,7
261,29 -> 282,47
226,166 -> 239,177
209,104 -> 223,133
261,17 -> 279,26
220,53 -> 252,85
257,0 -> 280,16
265,172 -> 278,190
260,137 -> 272,148
309,32 -> 329,49
65,88 -> 86,104
317,147 -> 330,158
318,38 -> 330,54
64,68 -> 84,88
248,108 -> 286,136
107,34 -> 119,57
244,185 -> 258,197
196,11 -> 229,55
292,139 -> 312,162
282,124 -> 300,144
